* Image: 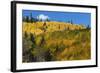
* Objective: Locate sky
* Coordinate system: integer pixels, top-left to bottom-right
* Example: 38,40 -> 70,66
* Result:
22,10 -> 91,27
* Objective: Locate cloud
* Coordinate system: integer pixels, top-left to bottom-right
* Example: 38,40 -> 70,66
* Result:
37,14 -> 49,21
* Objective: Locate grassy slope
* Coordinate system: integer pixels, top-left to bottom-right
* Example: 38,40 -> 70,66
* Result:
22,21 -> 90,62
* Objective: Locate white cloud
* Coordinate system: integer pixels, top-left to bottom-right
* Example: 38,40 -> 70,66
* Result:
37,14 -> 49,21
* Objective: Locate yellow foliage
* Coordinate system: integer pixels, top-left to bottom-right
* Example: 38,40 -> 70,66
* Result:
22,21 -> 86,36
22,21 -> 90,62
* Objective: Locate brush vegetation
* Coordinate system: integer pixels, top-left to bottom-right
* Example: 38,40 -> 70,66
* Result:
22,21 -> 91,62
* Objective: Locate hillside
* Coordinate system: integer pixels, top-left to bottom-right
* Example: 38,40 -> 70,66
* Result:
22,21 -> 90,62
22,21 -> 86,36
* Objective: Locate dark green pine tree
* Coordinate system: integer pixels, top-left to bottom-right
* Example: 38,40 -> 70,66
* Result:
71,20 -> 73,24
30,12 -> 33,23
67,21 -> 70,23
46,18 -> 50,22
26,16 -> 29,22
24,31 -> 28,38
23,16 -> 26,22
30,33 -> 35,44
45,50 -> 52,61
87,25 -> 90,29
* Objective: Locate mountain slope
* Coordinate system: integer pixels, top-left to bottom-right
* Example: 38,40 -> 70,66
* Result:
22,21 -> 90,62
22,21 -> 86,36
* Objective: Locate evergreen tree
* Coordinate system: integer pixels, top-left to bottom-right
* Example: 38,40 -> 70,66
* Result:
26,16 -> 29,22
45,50 -> 52,61
30,12 -> 33,23
46,18 -> 50,22
23,16 -> 26,22
87,25 -> 90,29
30,33 -> 35,44
24,31 -> 28,38
71,20 -> 73,24
68,21 -> 70,23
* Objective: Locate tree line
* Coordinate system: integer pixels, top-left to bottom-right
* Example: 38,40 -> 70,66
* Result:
23,12 -> 50,23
